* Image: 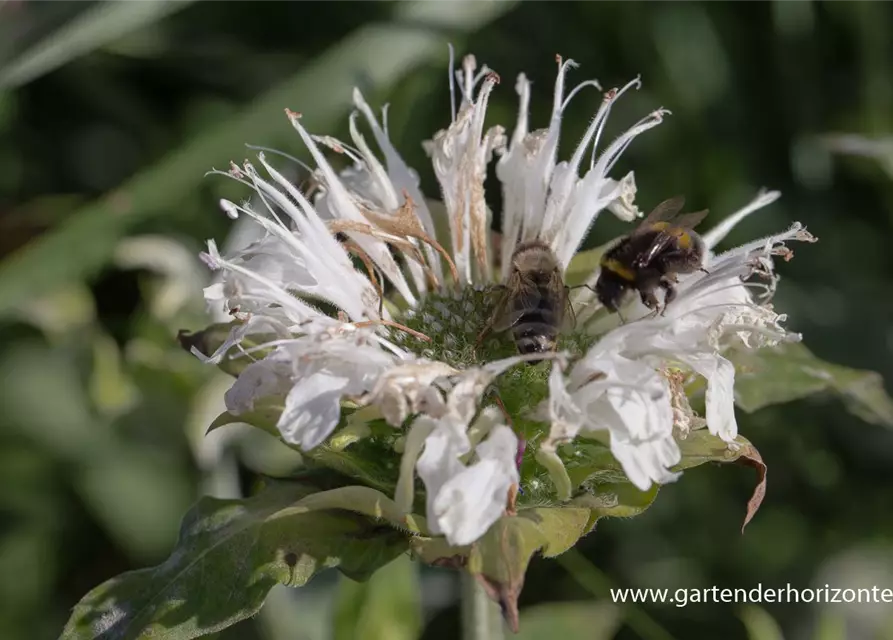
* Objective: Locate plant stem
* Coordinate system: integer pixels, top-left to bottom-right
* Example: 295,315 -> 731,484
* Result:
557,549 -> 677,640
461,573 -> 504,640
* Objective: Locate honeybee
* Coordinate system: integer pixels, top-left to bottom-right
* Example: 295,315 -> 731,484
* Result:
479,239 -> 573,363
595,195 -> 709,315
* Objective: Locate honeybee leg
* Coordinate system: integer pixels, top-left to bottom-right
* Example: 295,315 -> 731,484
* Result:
473,320 -> 494,356
473,285 -> 508,356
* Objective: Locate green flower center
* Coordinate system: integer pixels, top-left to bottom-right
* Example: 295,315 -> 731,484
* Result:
385,286 -> 600,507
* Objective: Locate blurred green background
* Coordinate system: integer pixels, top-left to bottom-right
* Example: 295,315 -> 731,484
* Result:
2,1 -> 893,639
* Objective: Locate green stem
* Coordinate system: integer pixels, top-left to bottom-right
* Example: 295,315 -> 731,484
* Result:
557,549 -> 677,640
461,572 -> 504,640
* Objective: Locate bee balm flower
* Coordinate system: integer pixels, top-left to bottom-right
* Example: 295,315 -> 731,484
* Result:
192,51 -> 814,546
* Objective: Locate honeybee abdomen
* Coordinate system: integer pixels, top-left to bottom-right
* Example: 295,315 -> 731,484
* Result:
511,307 -> 559,358
513,322 -> 558,356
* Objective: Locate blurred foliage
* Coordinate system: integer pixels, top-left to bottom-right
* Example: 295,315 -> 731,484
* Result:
2,1 -> 893,640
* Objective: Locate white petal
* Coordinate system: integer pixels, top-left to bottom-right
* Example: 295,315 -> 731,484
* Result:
609,436 -> 681,491
416,424 -> 468,537
677,353 -> 738,442
287,112 -> 417,306
277,372 -> 349,450
426,62 -> 502,283
430,424 -> 518,546
702,189 -> 781,250
364,360 -> 457,426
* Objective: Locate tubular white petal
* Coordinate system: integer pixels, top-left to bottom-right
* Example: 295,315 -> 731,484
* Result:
427,66 -> 503,284
287,111 -> 417,306
352,88 -> 444,285
552,107 -> 668,269
702,189 -> 782,250
200,237 -> 325,324
541,77 -> 641,243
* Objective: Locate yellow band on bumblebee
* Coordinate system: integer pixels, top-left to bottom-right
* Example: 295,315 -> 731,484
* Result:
600,258 -> 636,281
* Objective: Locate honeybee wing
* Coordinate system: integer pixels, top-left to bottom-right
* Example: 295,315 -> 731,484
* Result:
490,272 -> 542,333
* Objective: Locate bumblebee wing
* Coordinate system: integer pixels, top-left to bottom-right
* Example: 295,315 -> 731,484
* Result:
671,209 -> 709,230
634,195 -> 686,233
633,231 -> 677,269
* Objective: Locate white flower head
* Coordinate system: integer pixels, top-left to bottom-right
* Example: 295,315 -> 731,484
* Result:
193,50 -> 816,546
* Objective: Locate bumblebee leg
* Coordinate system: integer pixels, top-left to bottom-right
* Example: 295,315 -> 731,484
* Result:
640,288 -> 660,317
659,280 -> 677,315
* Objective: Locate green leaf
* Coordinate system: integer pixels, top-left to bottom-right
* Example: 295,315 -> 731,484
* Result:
516,602 -> 622,640
675,430 -> 767,532
0,1 -> 196,90
61,482 -> 411,640
308,440 -> 403,497
731,341 -> 893,427
207,397 -> 285,437
333,555 -> 421,640
0,0 -> 515,319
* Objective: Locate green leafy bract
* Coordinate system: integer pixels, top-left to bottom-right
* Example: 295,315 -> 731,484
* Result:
61,482 -> 413,640
177,322 -> 275,378
731,341 -> 893,427
412,506 -> 591,632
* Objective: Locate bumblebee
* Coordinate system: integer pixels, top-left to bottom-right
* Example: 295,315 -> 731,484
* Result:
479,239 -> 573,363
595,196 -> 708,315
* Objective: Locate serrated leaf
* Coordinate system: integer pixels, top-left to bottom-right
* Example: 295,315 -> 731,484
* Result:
516,602 -> 621,640
333,555 -> 421,640
61,482 -> 411,640
732,342 -> 893,427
